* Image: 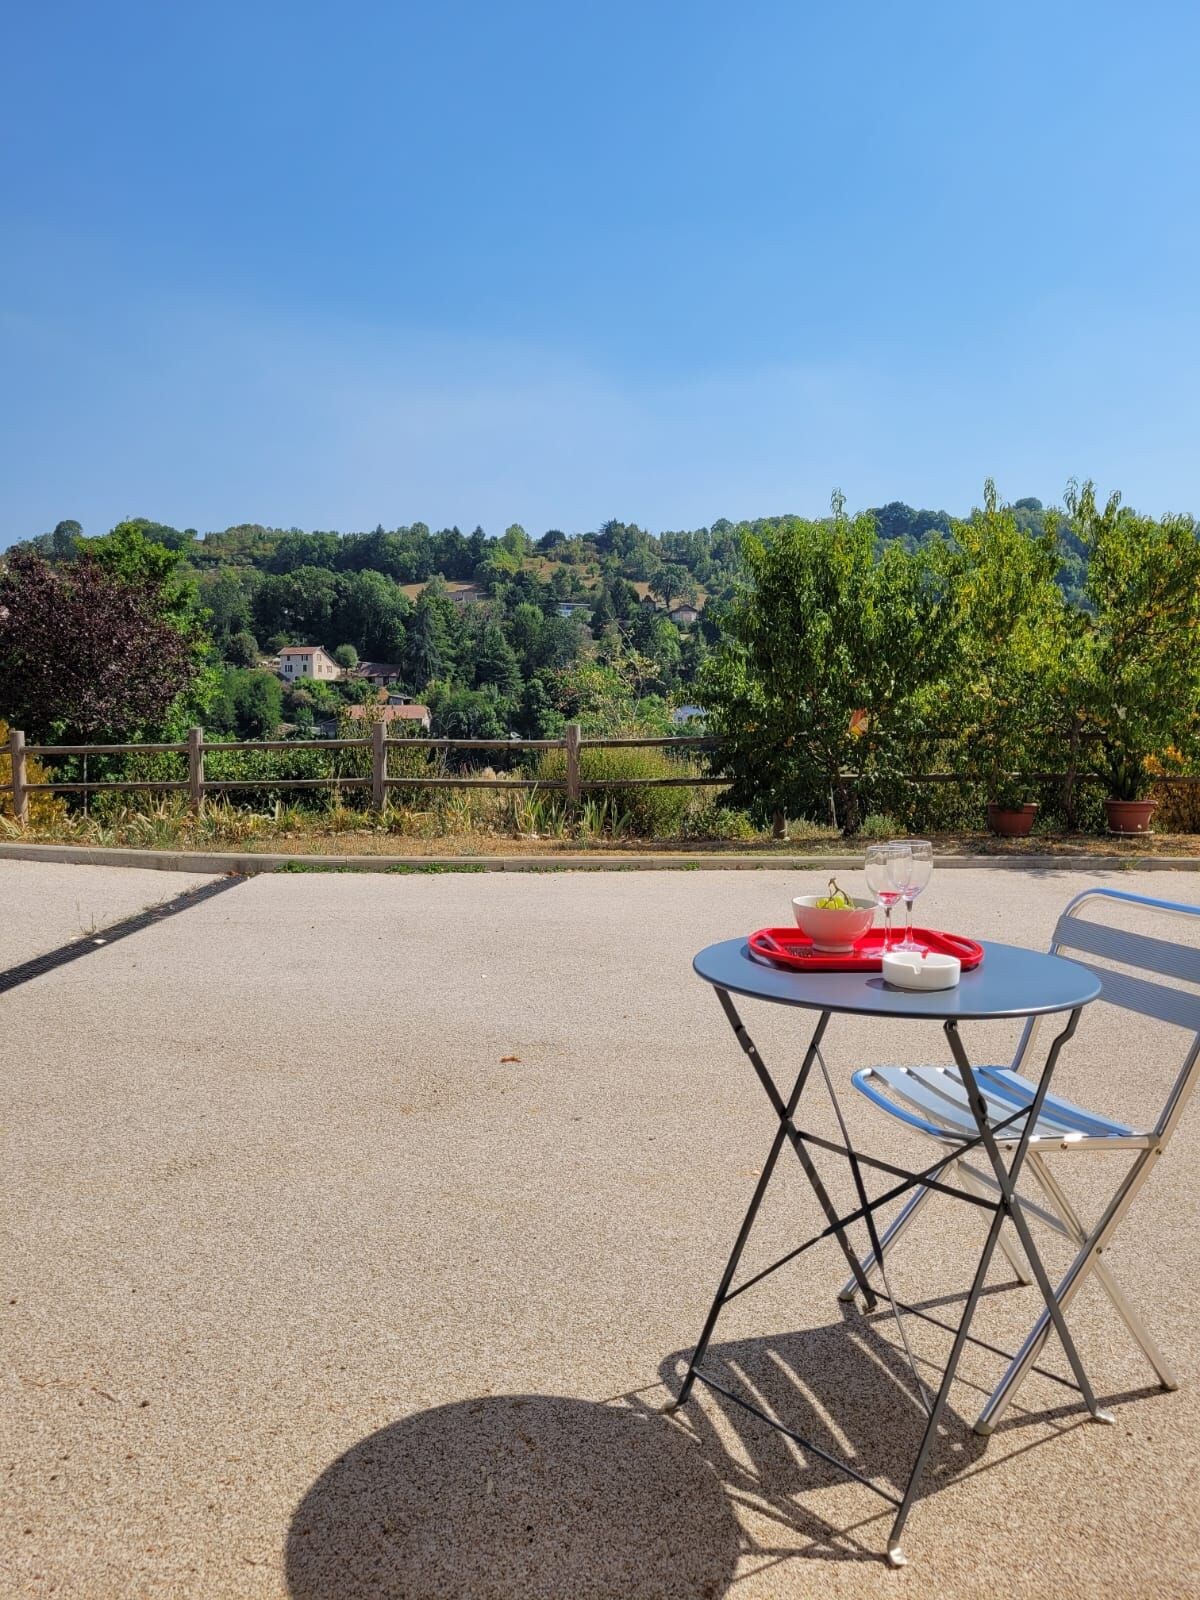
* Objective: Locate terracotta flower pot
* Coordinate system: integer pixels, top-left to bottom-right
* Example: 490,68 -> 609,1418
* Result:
986,802 -> 1038,837
1105,798 -> 1156,834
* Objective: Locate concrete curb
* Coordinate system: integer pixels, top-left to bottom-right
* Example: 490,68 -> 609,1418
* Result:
1,840 -> 1199,875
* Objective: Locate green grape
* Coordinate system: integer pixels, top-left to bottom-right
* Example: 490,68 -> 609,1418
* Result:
815,877 -> 852,910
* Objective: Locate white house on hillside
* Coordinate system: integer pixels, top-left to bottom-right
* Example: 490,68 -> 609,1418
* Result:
278,645 -> 340,681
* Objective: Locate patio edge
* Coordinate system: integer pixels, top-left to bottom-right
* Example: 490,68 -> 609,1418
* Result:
1,841 -> 1199,875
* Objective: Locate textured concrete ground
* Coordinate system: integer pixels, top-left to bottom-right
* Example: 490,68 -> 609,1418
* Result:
0,859 -> 213,969
2,863 -> 1199,1598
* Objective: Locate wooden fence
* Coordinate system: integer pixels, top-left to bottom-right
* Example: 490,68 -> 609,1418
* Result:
5,724 -> 1198,829
2,724 -> 726,825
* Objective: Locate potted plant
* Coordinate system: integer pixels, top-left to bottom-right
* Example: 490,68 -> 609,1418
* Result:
1100,739 -> 1156,834
985,777 -> 1039,837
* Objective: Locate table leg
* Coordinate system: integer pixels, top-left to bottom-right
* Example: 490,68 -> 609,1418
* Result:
714,991 -> 881,1309
672,995 -> 877,1414
884,1007 -> 1110,1567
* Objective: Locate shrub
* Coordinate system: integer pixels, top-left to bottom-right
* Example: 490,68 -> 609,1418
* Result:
205,745 -> 338,810
859,813 -> 904,840
1146,750 -> 1200,833
527,744 -> 703,837
0,720 -> 68,824
682,804 -> 759,842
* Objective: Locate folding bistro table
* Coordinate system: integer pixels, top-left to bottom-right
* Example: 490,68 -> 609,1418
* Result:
670,935 -> 1107,1566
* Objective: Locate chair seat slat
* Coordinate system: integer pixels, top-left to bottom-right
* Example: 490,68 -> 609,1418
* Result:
976,1067 -> 1140,1139
857,1065 -> 1138,1142
859,1066 -> 1084,1141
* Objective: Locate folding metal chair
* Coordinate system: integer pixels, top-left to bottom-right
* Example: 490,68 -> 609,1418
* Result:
838,886 -> 1200,1434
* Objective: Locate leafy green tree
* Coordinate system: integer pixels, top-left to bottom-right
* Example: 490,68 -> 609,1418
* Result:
515,673 -> 564,738
84,520 -> 198,629
942,480 -> 1067,806
226,629 -> 261,668
469,619 -> 522,699
700,499 -> 958,828
403,586 -> 458,687
254,565 -> 342,644
500,523 -> 531,558
198,567 -> 259,651
428,684 -> 507,739
333,643 -> 359,670
331,570 -> 410,661
1064,480 -> 1200,796
507,601 -> 545,676
211,668 -> 283,738
648,564 -> 690,611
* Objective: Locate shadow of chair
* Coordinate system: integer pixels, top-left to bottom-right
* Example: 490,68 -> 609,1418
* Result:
286,1393 -> 743,1600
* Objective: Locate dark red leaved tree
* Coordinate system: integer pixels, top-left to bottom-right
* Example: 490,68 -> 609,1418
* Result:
0,550 -> 199,741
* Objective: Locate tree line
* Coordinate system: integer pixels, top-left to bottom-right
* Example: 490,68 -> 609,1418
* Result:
3,484 -> 1192,836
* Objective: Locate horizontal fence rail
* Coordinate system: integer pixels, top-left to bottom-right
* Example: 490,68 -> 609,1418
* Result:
3,724 -> 1198,828
2,723 -> 734,823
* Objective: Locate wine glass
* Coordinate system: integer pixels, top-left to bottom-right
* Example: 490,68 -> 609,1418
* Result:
889,838 -> 933,951
865,843 -> 910,952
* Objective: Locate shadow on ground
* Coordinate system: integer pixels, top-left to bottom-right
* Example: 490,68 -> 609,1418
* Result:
284,1279 -> 1174,1594
654,1308 -> 990,1566
284,1306 -> 1002,1595
285,1394 -> 742,1600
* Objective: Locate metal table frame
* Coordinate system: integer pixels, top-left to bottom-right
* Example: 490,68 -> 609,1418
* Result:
669,940 -> 1111,1567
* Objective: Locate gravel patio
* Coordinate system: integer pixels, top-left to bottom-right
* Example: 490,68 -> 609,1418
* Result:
3,860 -> 1199,1598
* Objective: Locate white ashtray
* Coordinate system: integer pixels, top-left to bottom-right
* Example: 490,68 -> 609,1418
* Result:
881,950 -> 961,991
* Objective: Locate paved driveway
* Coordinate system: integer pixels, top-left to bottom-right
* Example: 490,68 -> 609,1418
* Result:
3,863 -> 1199,1598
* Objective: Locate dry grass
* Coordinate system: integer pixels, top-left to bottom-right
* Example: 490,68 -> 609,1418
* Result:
2,799 -> 1199,860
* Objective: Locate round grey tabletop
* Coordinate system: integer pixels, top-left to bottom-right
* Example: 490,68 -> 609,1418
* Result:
693,937 -> 1101,1021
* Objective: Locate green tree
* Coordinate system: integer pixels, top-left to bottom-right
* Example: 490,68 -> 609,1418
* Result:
470,619 -> 522,700
85,520 -> 198,629
1064,480 -> 1200,797
333,570 -> 410,660
333,643 -> 359,670
648,564 -> 690,611
226,629 -> 261,668
403,583 -> 458,687
211,668 -> 283,739
942,480 -> 1067,806
428,684 -> 507,739
700,498 -> 957,829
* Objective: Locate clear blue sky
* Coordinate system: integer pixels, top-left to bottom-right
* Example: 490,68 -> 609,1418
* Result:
2,1 -> 1198,546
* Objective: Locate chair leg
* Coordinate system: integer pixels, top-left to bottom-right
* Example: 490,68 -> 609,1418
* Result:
836,1180 -> 937,1302
1027,1153 -> 1178,1391
976,1147 -> 1171,1434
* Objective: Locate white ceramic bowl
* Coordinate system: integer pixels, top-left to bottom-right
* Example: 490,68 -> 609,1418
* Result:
792,895 -> 876,953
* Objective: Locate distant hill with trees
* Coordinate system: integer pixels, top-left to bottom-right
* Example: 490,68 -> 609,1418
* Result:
0,492 -> 1104,745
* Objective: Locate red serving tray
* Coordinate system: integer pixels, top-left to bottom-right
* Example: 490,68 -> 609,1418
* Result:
748,925 -> 984,973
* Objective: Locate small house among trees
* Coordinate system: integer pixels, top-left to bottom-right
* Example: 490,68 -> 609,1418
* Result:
277,645 -> 340,681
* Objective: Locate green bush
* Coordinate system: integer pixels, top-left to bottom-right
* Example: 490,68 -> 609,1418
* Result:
682,804 -> 758,841
205,745 -> 338,810
859,812 -> 903,841
528,744 -> 702,837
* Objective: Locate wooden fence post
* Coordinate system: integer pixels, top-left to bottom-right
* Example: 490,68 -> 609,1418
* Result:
565,722 -> 582,806
9,728 -> 28,827
372,719 -> 387,812
187,726 -> 205,813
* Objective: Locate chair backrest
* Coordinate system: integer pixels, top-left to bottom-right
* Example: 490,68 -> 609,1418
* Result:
1029,887 -> 1200,1142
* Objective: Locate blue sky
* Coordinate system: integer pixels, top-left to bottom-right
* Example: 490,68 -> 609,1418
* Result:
2,1 -> 1198,545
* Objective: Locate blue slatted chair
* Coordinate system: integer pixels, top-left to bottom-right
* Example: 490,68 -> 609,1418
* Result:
839,887 -> 1200,1433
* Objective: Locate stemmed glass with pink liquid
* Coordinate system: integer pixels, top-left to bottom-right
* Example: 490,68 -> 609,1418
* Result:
864,842 -> 911,952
